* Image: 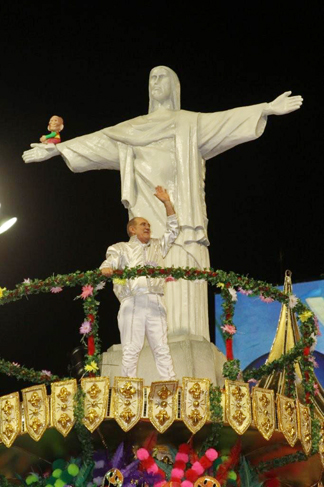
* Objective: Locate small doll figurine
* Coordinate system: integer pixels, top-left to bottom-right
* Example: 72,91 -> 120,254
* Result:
40,115 -> 64,144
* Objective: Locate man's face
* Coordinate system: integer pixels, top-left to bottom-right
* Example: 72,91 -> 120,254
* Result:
149,67 -> 172,104
130,218 -> 151,243
48,116 -> 63,132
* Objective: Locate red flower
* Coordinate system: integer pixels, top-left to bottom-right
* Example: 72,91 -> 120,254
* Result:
211,272 -> 217,277
226,313 -> 232,320
199,456 -> 211,469
303,347 -> 310,356
304,371 -> 310,381
159,269 -> 167,274
305,392 -> 311,403
87,314 -> 95,323
226,282 -> 231,288
114,269 -> 123,276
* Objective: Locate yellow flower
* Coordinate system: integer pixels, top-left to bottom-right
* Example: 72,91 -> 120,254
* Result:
113,278 -> 127,286
299,310 -> 313,323
0,287 -> 7,299
84,361 -> 99,372
217,282 -> 225,289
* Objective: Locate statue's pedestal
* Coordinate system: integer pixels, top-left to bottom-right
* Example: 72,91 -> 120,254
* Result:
100,334 -> 226,386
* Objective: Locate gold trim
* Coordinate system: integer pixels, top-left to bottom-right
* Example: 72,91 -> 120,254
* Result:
0,392 -> 21,447
252,387 -> 275,441
22,384 -> 49,441
296,400 -> 312,455
81,377 -> 109,433
148,381 -> 178,433
51,379 -> 77,437
181,377 -> 210,434
276,394 -> 298,447
225,380 -> 252,435
112,377 -> 143,432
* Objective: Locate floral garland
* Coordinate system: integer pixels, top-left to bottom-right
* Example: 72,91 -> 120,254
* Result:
0,267 -> 319,409
201,385 -> 223,452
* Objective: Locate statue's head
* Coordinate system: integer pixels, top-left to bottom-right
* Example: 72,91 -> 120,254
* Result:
149,66 -> 180,113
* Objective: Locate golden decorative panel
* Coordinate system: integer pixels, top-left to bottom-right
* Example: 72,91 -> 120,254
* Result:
277,394 -> 298,447
112,377 -> 143,432
0,392 -> 21,448
225,380 -> 252,435
181,378 -> 210,434
51,379 -> 77,437
148,381 -> 178,433
252,387 -> 275,441
296,400 -> 312,455
81,377 -> 109,433
22,384 -> 48,441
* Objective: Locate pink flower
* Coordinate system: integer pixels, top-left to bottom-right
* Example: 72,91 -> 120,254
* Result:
314,316 -> 322,336
288,294 -> 298,309
309,356 -> 319,368
260,295 -> 274,303
238,287 -> 252,296
41,370 -> 52,378
248,378 -> 258,384
81,285 -> 94,299
221,324 -> 236,335
314,383 -> 319,396
80,321 -> 92,334
165,276 -> 176,282
51,286 -> 63,294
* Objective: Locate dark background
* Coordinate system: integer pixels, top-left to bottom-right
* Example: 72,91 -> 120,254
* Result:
0,3 -> 323,394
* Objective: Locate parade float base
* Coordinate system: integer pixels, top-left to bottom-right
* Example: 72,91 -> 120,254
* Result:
1,421 -> 323,486
100,334 -> 227,386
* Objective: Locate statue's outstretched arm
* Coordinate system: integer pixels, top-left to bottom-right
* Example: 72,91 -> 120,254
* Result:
264,91 -> 303,116
22,143 -> 59,164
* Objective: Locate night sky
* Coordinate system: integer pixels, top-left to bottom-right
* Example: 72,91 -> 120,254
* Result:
0,3 -> 323,394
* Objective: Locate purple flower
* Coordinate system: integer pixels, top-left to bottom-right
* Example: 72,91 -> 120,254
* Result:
80,321 -> 92,334
144,261 -> 158,267
51,286 -> 63,294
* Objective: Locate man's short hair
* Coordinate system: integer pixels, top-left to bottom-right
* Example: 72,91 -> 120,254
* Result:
127,217 -> 139,237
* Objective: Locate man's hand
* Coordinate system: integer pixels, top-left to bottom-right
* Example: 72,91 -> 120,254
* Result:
22,143 -> 59,163
154,186 -> 170,203
101,267 -> 114,277
154,185 -> 175,216
264,91 -> 303,116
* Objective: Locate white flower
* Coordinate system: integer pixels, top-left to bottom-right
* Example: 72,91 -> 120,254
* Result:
228,287 -> 237,302
95,282 -> 106,291
288,294 -> 298,309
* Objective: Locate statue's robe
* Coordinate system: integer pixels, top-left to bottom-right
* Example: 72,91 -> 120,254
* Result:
57,104 -> 267,340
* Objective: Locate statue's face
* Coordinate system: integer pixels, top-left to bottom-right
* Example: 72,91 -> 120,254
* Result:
149,67 -> 172,103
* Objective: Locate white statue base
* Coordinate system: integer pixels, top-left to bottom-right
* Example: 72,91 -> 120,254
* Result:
100,335 -> 226,386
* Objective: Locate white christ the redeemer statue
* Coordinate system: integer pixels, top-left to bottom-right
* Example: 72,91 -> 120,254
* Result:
23,66 -> 303,342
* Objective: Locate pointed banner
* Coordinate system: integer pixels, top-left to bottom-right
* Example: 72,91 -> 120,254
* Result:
318,422 -> 324,468
181,378 -> 210,434
148,381 -> 178,433
51,379 -> 77,437
276,394 -> 298,447
0,392 -> 21,447
112,377 -> 143,432
81,377 -> 110,433
22,384 -> 49,441
296,400 -> 312,456
225,380 -> 252,435
252,387 -> 275,441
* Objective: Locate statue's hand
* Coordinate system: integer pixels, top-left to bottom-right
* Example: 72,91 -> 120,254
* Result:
22,143 -> 59,163
265,91 -> 303,116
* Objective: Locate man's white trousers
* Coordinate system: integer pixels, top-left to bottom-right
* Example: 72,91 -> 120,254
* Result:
118,294 -> 175,380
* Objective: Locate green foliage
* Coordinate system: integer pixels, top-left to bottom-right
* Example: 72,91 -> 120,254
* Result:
239,457 -> 264,487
